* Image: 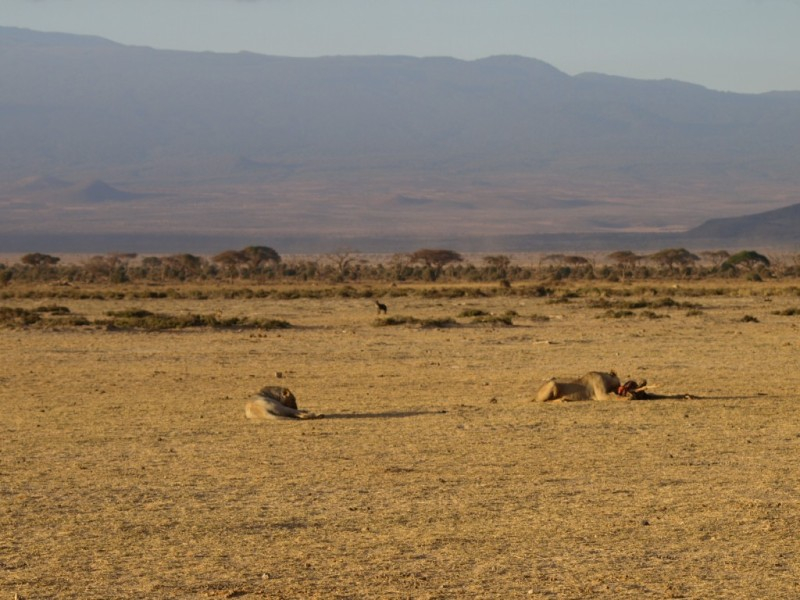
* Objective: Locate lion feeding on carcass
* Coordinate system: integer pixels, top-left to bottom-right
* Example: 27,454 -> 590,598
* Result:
536,371 -> 687,402
535,371 -> 629,402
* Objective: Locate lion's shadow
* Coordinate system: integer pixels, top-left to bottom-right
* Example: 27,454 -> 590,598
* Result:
321,409 -> 447,420
636,394 -> 767,402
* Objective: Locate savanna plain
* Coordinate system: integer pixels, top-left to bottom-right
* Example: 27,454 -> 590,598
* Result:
3,279 -> 800,599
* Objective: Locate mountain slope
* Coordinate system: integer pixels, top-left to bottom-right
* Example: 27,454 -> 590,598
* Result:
686,202 -> 800,242
2,26 -> 800,252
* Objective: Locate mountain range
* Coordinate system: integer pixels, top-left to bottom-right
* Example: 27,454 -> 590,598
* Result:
1,26 -> 799,254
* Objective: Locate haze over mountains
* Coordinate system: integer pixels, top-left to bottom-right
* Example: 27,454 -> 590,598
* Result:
2,26 -> 800,253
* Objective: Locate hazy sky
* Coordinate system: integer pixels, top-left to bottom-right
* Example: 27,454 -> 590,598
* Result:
4,0 -> 800,93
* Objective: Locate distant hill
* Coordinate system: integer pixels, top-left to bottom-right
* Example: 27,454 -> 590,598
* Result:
1,26 -> 800,253
685,203 -> 800,245
77,180 -> 152,203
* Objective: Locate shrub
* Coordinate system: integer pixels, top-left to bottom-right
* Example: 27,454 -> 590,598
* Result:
640,310 -> 669,319
419,317 -> 458,328
374,315 -> 420,327
458,308 -> 489,317
249,318 -> 292,330
106,309 -> 154,318
34,305 -> 71,314
373,315 -> 457,328
0,307 -> 41,327
471,314 -> 514,326
102,311 -> 291,331
600,309 -> 635,319
527,314 -> 551,322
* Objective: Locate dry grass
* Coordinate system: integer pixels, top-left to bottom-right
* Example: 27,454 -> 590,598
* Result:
2,281 -> 800,598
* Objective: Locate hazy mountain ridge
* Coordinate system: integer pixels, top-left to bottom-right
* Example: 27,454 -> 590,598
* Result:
0,26 -> 118,48
2,26 -> 800,252
4,25 -> 799,177
686,202 -> 800,241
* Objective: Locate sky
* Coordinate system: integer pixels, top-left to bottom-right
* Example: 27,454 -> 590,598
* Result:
4,0 -> 800,94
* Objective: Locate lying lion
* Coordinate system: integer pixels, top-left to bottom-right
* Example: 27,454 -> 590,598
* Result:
536,371 -> 628,402
245,386 -> 323,420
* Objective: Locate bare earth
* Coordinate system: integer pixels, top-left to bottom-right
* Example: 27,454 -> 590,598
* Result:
2,282 -> 800,598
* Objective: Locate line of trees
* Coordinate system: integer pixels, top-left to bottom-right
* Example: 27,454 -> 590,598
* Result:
0,246 -> 794,285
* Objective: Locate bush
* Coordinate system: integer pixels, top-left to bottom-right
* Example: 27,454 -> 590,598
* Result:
0,306 -> 89,328
458,308 -> 489,317
373,315 -> 457,328
0,306 -> 41,327
640,310 -> 669,319
106,309 -> 154,318
471,314 -> 514,326
33,305 -> 71,314
419,317 -> 458,328
374,315 -> 420,327
102,310 -> 291,331
600,310 -> 635,319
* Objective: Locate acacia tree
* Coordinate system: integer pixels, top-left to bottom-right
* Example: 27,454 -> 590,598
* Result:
409,248 -> 463,281
162,253 -> 207,281
607,250 -> 643,281
107,253 -> 137,283
212,246 -> 280,279
539,254 -> 592,280
721,250 -> 770,275
484,254 -> 512,282
20,252 -> 61,281
83,255 -> 112,282
21,252 -> 60,267
700,250 -> 731,269
78,253 -> 137,283
240,246 -> 281,272
648,248 -> 700,276
212,250 -> 243,280
389,253 -> 413,281
140,256 -> 166,281
327,247 -> 360,281
564,255 -> 590,266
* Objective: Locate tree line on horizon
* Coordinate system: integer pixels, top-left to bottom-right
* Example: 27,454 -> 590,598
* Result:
0,246 -> 790,286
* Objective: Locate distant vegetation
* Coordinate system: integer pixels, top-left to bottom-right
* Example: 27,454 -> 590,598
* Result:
0,305 -> 292,331
4,244 -> 800,331
1,245 -> 798,289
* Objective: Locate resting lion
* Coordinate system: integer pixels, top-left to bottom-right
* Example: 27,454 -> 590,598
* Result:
245,386 -> 323,420
535,371 -> 628,402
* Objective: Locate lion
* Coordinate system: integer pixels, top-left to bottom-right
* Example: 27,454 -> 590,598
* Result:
535,371 -> 628,402
245,386 -> 323,420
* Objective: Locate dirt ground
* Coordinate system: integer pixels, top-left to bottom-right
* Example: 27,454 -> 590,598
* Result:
2,281 -> 800,599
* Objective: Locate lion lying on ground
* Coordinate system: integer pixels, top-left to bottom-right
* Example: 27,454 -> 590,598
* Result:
536,371 -> 628,402
537,372 -> 695,402
245,386 -> 323,420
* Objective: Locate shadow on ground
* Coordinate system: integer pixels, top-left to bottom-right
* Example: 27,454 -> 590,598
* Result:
321,410 -> 448,420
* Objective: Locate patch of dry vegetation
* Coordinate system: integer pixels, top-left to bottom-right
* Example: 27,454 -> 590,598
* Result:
0,305 -> 291,331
